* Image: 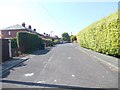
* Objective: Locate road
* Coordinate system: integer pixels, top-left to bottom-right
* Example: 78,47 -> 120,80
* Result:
1,43 -> 118,88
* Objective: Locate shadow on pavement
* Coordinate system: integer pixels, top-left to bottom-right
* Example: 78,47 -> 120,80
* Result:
1,80 -> 117,90
1,47 -> 54,79
1,71 -> 10,78
33,49 -> 51,55
2,60 -> 27,78
31,47 -> 53,55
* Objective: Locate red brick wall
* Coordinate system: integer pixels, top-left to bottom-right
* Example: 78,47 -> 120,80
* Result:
1,29 -> 26,39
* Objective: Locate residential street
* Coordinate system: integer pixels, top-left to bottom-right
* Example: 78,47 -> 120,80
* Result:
1,43 -> 118,88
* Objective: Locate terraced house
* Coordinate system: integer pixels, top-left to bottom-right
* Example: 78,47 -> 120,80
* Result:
0,23 -> 44,39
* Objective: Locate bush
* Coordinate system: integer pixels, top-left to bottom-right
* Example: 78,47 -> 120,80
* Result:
77,11 -> 120,56
44,39 -> 53,47
54,39 -> 60,44
17,32 -> 44,53
11,38 -> 18,49
70,35 -> 77,42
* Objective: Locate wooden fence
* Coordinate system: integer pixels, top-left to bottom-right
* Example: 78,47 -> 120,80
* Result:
0,39 -> 10,62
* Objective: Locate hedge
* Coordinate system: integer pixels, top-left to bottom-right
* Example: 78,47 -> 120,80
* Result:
54,39 -> 60,44
77,11 -> 120,56
17,32 -> 44,53
43,39 -> 54,47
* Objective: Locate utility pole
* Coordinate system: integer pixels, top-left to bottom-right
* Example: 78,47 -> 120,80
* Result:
50,31 -> 53,37
71,32 -> 72,36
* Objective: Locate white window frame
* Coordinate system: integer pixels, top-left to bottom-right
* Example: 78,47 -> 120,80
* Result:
8,31 -> 11,36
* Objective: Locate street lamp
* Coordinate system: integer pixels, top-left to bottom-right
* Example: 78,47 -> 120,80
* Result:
50,31 -> 53,37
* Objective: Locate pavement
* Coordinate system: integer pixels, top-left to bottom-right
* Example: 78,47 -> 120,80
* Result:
0,43 -> 119,89
0,47 -> 52,78
0,56 -> 29,78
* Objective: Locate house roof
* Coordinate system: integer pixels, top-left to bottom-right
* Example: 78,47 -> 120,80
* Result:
1,24 -> 54,39
1,24 -> 27,30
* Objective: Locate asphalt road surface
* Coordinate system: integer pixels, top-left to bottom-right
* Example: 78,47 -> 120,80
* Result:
1,43 -> 118,89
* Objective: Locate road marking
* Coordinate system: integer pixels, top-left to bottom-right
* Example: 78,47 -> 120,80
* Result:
41,54 -> 54,73
67,57 -> 72,60
37,81 -> 45,83
93,55 -> 118,72
54,80 -> 57,82
77,47 -> 118,72
34,54 -> 54,82
24,73 -> 34,77
72,74 -> 75,77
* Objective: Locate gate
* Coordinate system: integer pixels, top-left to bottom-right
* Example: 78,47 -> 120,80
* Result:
0,39 -> 10,62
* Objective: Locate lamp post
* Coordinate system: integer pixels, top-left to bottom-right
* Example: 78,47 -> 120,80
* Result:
71,32 -> 72,36
50,31 -> 53,37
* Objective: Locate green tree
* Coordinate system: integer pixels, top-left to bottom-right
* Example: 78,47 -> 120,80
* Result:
70,35 -> 77,42
62,32 -> 70,42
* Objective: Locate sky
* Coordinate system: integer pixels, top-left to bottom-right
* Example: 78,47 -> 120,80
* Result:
0,0 -> 118,37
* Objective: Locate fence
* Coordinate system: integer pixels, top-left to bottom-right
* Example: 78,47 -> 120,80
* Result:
0,39 -> 10,62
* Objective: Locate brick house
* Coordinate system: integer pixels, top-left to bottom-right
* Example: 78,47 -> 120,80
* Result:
0,23 -> 53,40
0,23 -> 54,58
0,23 -> 37,39
53,35 -> 61,40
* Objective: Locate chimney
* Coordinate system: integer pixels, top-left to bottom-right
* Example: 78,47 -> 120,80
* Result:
28,25 -> 32,29
33,29 -> 36,32
22,22 -> 25,27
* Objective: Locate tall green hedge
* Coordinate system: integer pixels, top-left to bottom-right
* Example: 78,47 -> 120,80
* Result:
77,11 -> 120,56
17,32 -> 43,53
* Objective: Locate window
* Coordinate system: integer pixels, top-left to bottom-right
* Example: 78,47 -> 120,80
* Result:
8,31 -> 11,36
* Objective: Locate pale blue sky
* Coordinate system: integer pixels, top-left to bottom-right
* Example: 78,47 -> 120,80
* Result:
0,0 -> 118,37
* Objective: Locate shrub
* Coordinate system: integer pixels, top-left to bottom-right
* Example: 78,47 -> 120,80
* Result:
77,11 -> 120,56
44,39 -> 53,47
70,35 -> 77,42
54,39 -> 60,44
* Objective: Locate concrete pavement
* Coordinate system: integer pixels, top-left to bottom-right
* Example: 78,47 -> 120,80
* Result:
0,56 -> 29,78
1,43 -> 119,89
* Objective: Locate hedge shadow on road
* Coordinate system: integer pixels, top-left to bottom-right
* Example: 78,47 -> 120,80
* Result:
31,47 -> 53,55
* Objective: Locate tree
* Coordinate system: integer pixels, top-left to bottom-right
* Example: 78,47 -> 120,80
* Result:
62,32 -> 70,42
70,35 -> 77,42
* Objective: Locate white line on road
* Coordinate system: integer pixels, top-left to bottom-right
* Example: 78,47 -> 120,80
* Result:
24,73 -> 34,77
37,81 -> 45,83
67,57 -> 72,60
34,54 -> 54,83
40,54 -> 54,73
54,80 -> 57,82
72,74 -> 75,77
92,55 -> 118,71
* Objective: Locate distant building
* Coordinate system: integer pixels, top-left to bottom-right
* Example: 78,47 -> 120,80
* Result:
52,35 -> 61,40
